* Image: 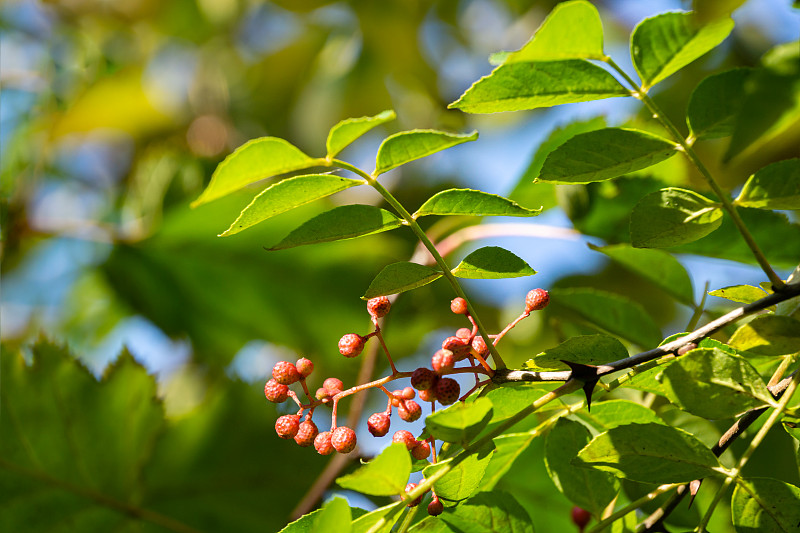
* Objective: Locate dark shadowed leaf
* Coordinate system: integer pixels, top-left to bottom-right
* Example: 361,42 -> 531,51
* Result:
735,158 -> 800,210
575,423 -> 722,483
728,315 -> 800,356
523,334 -> 628,371
732,478 -> 800,532
589,243 -> 694,305
440,492 -> 534,533
687,68 -> 752,139
192,137 -> 320,207
449,60 -> 628,114
413,189 -> 542,218
631,12 -> 734,89
269,205 -> 404,250
537,128 -> 678,184
550,288 -> 662,347
451,246 -> 536,279
220,175 -> 364,236
363,262 -> 442,299
545,419 -> 619,516
631,187 -> 723,248
326,110 -> 396,158
375,130 -> 478,175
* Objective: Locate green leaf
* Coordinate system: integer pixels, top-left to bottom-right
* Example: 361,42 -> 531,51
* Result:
631,12 -> 735,89
576,399 -> 665,432
351,502 -> 404,533
732,478 -> 800,532
523,334 -> 628,372
728,315 -> 800,356
278,509 -> 322,533
268,205 -> 403,250
661,348 -> 774,419
550,288 -> 662,347
336,443 -> 412,496
326,110 -> 396,158
589,243 -> 694,305
735,158 -> 800,210
192,137 -> 320,207
425,398 -> 494,443
220,175 -> 364,236
362,262 -> 442,299
537,128 -> 678,184
687,68 -> 752,139
575,423 -> 722,484
448,60 -> 629,114
692,0 -> 748,23
484,383 -> 558,421
545,419 -> 619,516
313,497 -> 352,533
501,0 -> 605,62
423,442 -> 494,504
374,130 -> 478,175
480,433 -> 538,490
439,492 -> 534,533
413,189 -> 542,218
708,284 -> 768,304
783,416 -> 800,442
630,187 -> 723,248
451,246 -> 536,279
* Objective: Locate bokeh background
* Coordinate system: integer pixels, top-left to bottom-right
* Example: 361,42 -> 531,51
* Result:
2,0 -> 799,531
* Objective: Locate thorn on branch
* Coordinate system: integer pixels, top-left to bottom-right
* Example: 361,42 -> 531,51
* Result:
561,360 -> 600,411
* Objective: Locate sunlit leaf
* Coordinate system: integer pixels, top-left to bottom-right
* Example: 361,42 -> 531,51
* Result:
500,0 -> 605,62
423,442 -> 494,504
312,497 -> 352,533
451,246 -> 536,279
523,334 -> 628,371
413,189 -> 541,218
336,443 -> 411,496
575,423 -> 722,484
326,110 -> 396,158
708,285 -> 768,305
631,12 -> 735,89
375,130 -> 478,175
732,478 -> 800,532
220,175 -> 364,236
425,398 -> 493,443
589,243 -> 694,305
687,68 -> 751,139
630,187 -> 723,248
537,128 -> 678,184
728,315 -> 800,356
192,137 -> 320,207
439,492 -> 534,533
351,502 -> 404,533
268,205 -> 404,250
362,262 -> 442,299
735,158 -> 800,210
576,399 -> 665,431
449,60 -> 629,114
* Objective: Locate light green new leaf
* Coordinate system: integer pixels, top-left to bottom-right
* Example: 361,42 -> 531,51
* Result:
375,130 -> 478,175
484,383 -> 558,422
351,502 -> 404,533
523,334 -> 628,372
480,433 -> 538,490
631,187 -> 723,248
661,348 -> 774,419
423,442 -> 494,504
631,12 -> 735,89
451,246 -> 535,279
687,68 -> 751,139
502,0 -> 605,62
362,262 -> 442,299
220,175 -> 364,236
440,492 -> 534,533
575,423 -> 722,484
278,509 -> 322,533
736,158 -> 800,210
576,399 -> 665,432
550,288 -> 662,347
449,60 -> 629,114
708,284 -> 768,304
326,110 -> 396,158
336,443 -> 411,496
537,128 -> 678,184
545,419 -> 619,516
589,243 -> 694,305
732,478 -> 800,532
413,189 -> 542,218
268,205 -> 403,250
192,137 -> 320,207
425,398 -> 493,443
728,315 -> 800,356
312,497 -> 352,533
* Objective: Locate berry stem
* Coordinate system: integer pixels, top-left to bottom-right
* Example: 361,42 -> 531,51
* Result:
373,328 -> 399,374
459,379 -> 490,401
492,311 -> 530,344
604,56 -> 784,291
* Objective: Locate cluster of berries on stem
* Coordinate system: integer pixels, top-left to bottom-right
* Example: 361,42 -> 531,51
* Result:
264,290 -> 549,515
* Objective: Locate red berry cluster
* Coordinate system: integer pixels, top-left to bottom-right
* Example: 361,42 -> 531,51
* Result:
263,290 -> 550,515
